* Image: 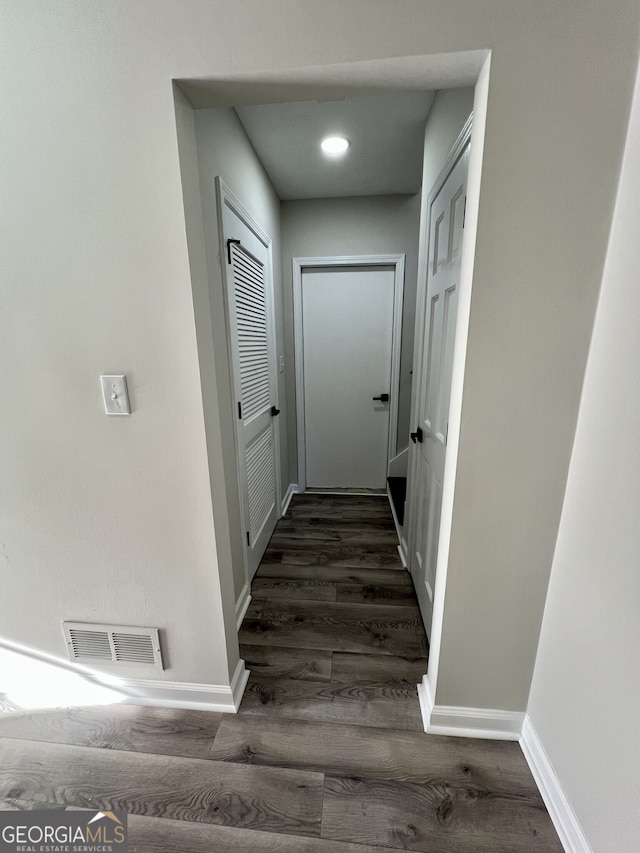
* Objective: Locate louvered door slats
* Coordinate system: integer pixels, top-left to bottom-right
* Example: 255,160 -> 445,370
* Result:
245,415 -> 276,540
232,244 -> 271,421
220,182 -> 280,579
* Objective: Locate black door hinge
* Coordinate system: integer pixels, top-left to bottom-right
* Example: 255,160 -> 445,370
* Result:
237,401 -> 242,420
246,531 -> 250,546
227,238 -> 241,264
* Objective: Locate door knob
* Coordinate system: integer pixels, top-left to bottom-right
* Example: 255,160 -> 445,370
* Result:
372,393 -> 389,402
410,427 -> 424,444
271,405 -> 281,417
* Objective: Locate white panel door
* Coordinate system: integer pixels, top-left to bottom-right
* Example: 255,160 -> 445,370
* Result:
301,266 -> 395,489
221,191 -> 280,579
408,143 -> 469,637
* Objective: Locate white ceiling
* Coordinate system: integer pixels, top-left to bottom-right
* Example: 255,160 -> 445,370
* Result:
235,91 -> 435,200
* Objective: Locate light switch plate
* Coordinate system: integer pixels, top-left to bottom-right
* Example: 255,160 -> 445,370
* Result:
279,355 -> 285,373
100,375 -> 131,415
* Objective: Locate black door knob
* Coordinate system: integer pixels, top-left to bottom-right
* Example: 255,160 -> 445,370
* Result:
271,406 -> 281,417
372,393 -> 389,402
410,427 -> 424,444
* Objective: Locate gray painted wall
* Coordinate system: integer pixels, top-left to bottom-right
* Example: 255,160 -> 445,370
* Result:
430,24 -> 635,709
281,194 -> 421,476
193,107 -> 288,602
173,89 -> 240,679
419,89 -> 475,208
526,62 -> 640,853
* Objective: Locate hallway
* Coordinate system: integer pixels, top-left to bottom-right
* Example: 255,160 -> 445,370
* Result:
238,492 -> 428,730
225,492 -> 563,851
0,494 -> 562,851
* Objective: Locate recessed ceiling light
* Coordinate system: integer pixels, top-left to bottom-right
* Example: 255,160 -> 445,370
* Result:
321,135 -> 350,156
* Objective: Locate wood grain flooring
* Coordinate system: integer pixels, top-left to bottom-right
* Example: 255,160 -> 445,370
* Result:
322,775 -> 552,853
0,703 -> 222,758
239,598 -> 425,657
0,494 -> 562,851
0,737 -> 323,836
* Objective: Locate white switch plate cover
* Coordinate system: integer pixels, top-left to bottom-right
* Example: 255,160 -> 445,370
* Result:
100,375 -> 131,415
279,355 -> 285,373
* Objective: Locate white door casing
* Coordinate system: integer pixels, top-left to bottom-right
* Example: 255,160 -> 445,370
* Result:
407,130 -> 471,639
293,255 -> 405,492
217,179 -> 281,581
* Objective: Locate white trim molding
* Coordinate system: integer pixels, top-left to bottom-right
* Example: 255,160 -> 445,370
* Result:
230,657 -> 251,709
235,582 -> 251,630
292,254 -> 405,492
520,716 -> 592,853
428,705 -> 524,740
387,482 -> 403,537
0,637 -> 250,714
106,659 -> 250,713
281,482 -> 300,515
418,675 -> 523,740
417,673 -> 436,730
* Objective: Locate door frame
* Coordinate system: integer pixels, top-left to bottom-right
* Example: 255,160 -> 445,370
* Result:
292,254 -> 405,492
216,178 -> 282,610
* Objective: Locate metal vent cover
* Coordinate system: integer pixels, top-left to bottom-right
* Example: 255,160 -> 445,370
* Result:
63,622 -> 163,670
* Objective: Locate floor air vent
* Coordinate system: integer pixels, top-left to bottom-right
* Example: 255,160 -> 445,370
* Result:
63,622 -> 163,670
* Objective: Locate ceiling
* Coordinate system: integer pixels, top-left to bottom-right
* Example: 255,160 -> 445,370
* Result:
235,91 -> 435,200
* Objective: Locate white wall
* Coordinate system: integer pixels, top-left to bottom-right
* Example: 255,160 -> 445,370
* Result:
281,194 -> 421,473
526,62 -> 640,853
192,107 -> 287,602
0,1 -> 638,712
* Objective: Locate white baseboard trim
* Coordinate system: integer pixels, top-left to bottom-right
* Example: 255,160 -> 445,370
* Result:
235,582 -> 251,630
385,485 -> 407,572
387,483 -> 402,533
0,636 -> 250,715
281,483 -> 300,515
429,705 -> 524,740
417,674 -> 435,731
111,659 -> 250,713
417,676 -> 523,740
230,657 -> 251,709
520,716 -> 592,853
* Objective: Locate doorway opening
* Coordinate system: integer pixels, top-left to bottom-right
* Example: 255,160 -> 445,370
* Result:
173,52 -> 489,722
293,255 -> 405,494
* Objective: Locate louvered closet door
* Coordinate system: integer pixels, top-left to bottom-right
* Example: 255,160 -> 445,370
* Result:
223,198 -> 280,580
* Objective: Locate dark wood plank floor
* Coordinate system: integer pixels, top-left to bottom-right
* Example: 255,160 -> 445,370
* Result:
0,493 -> 562,852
